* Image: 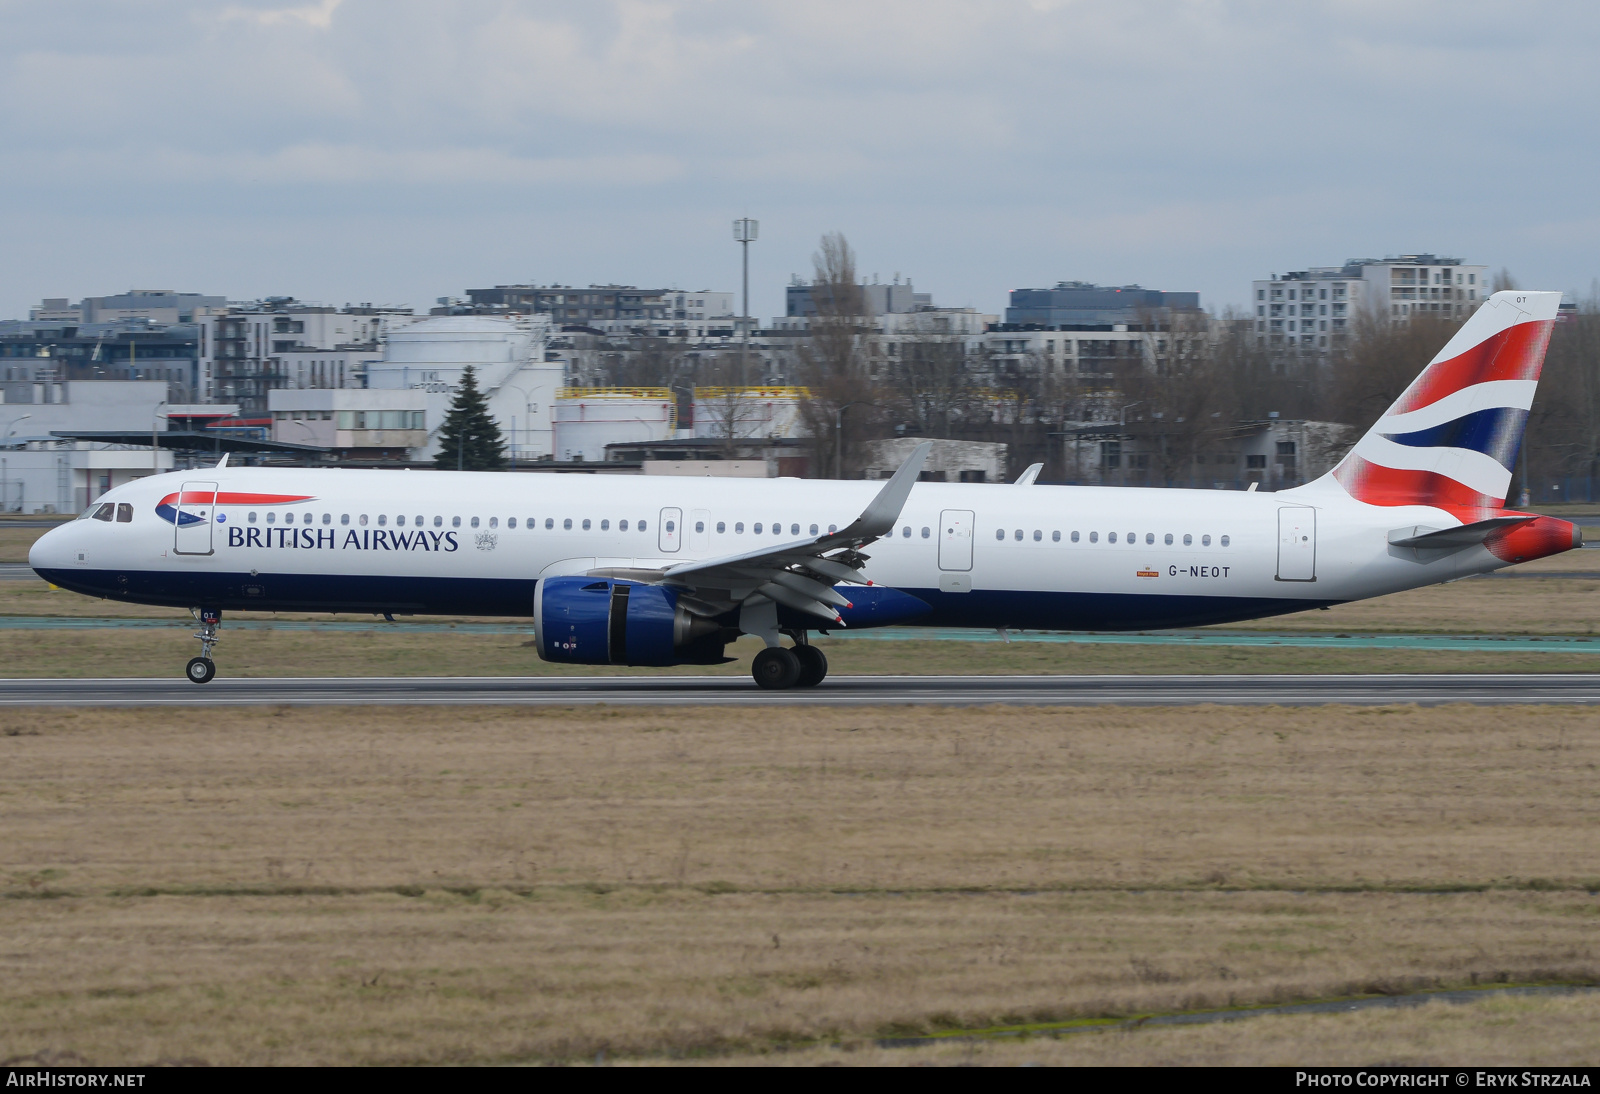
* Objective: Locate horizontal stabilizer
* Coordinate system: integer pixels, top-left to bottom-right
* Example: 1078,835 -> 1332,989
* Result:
1387,515 -> 1535,550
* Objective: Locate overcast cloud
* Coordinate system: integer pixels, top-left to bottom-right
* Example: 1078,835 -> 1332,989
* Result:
2,0 -> 1598,319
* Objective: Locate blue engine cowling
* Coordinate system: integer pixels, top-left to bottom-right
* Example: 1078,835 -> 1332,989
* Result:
535,576 -> 726,666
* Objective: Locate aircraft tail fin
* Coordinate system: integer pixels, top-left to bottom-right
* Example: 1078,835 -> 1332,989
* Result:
1323,289 -> 1560,513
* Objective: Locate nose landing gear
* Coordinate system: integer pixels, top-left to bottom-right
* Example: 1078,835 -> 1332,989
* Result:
186,608 -> 221,684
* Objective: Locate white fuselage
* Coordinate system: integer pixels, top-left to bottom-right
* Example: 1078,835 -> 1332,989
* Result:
29,467 -> 1539,631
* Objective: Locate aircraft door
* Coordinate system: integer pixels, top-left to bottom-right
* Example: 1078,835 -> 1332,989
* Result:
938,509 -> 974,571
1276,506 -> 1316,581
174,481 -> 218,556
688,508 -> 711,554
658,507 -> 682,553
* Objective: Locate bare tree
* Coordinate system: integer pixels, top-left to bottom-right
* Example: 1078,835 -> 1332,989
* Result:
1527,290 -> 1600,496
796,232 -> 877,476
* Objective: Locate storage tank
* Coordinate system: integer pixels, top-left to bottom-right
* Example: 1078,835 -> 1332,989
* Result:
366,315 -> 559,460
554,387 -> 676,462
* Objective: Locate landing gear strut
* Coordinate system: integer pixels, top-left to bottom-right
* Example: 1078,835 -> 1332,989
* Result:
186,608 -> 221,684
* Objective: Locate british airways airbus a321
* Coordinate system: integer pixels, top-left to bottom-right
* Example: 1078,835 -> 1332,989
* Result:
29,290 -> 1581,689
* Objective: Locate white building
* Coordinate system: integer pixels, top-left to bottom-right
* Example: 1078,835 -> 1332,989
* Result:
365,315 -> 563,461
196,300 -> 417,412
268,389 -> 429,456
1251,255 -> 1489,351
0,380 -> 174,513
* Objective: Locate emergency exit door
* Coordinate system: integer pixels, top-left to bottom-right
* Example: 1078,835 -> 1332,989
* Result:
939,509 -> 974,571
658,507 -> 682,553
173,481 -> 217,556
1276,506 -> 1316,581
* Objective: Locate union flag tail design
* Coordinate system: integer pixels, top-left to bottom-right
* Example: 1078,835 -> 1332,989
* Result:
1330,290 -> 1561,514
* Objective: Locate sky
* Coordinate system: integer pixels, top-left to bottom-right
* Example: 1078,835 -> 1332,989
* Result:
3,0 -> 1600,322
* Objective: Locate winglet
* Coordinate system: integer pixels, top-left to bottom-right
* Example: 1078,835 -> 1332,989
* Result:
832,441 -> 931,542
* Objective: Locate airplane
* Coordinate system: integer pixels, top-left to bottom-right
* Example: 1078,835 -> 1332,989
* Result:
29,290 -> 1581,690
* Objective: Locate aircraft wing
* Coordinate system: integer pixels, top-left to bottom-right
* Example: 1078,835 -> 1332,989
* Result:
588,442 -> 931,624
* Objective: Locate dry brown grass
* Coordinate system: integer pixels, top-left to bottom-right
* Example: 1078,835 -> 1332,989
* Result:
684,992 -> 1600,1066
1,626 -> 1599,678
1230,573 -> 1600,634
1,703 -> 1598,1065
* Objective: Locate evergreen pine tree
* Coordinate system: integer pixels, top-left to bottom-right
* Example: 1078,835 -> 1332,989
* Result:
434,365 -> 507,470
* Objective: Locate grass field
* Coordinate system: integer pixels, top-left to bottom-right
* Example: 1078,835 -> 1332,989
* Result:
2,703 -> 1598,1066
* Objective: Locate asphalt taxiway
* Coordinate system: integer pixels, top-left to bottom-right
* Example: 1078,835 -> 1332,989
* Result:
1,673 -> 1596,706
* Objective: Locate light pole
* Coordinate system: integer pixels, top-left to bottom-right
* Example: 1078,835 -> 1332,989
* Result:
733,218 -> 758,381
835,400 -> 878,480
3,414 -> 31,514
151,401 -> 166,474
505,383 -> 535,465
1118,401 -> 1142,487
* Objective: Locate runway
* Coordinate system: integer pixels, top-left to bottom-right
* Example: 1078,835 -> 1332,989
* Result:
2,672 -> 1597,706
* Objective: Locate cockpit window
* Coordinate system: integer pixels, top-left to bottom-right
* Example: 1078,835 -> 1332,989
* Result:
92,503 -> 114,522
116,503 -> 133,523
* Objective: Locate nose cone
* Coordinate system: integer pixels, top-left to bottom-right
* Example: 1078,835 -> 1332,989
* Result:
29,521 -> 76,576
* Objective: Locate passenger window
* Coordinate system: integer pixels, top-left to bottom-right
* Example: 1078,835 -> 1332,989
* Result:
360,515 -> 369,526
1070,531 -> 1078,542
93,503 -> 113,522
1164,534 -> 1173,545
1126,532 -> 1135,544
508,518 -> 517,529
1033,530 -> 1042,542
563,518 -> 572,530
1183,534 -> 1192,545
1145,533 -> 1154,545
267,512 -> 277,524
489,517 -> 499,529
995,529 -> 1004,541
597,519 -> 607,531
341,514 -> 349,526
470,517 -> 480,529
717,521 -> 725,533
810,524 -> 819,535
638,520 -> 647,532
249,511 -> 258,524
1013,529 -> 1022,541
695,521 -> 704,533
395,515 -> 405,527
545,518 -> 554,530
116,504 -> 133,523
923,527 -> 931,539
1202,534 -> 1211,546
754,523 -> 763,534
1089,532 -> 1098,543
619,519 -> 629,531
1221,535 -> 1231,547
376,514 -> 385,526
902,526 -> 911,538
1052,530 -> 1060,542
581,518 -> 591,531
666,520 -> 676,533
434,516 -> 444,528
1108,532 -> 1117,543
322,513 -> 332,525
414,515 -> 422,527
452,516 -> 461,528
791,524 -> 800,535
828,524 -> 837,533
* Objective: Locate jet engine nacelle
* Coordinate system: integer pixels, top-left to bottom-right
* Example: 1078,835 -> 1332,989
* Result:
534,576 -> 725,666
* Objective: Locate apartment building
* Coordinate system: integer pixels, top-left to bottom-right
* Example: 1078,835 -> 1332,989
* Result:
1251,255 -> 1489,351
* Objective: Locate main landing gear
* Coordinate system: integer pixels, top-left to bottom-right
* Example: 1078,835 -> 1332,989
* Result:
186,608 -> 221,684
751,634 -> 828,691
